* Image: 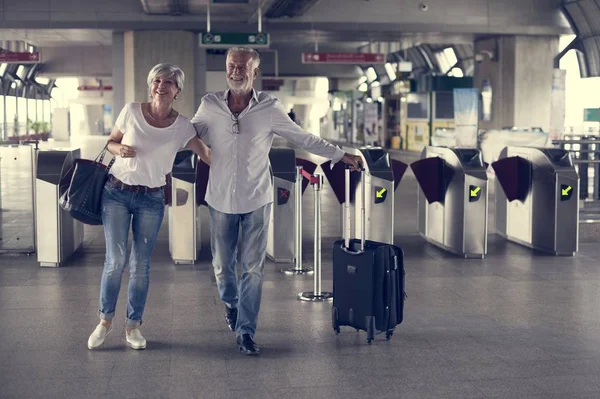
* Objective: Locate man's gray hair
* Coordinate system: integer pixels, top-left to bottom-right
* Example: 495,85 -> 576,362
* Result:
226,46 -> 261,69
147,63 -> 185,91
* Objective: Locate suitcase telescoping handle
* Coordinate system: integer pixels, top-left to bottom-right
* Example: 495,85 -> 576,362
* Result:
343,165 -> 366,254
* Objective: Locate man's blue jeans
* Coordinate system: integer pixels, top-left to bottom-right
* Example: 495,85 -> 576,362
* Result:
209,203 -> 271,336
98,181 -> 165,329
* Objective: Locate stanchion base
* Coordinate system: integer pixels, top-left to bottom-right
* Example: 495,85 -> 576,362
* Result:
297,291 -> 333,302
282,268 -> 314,275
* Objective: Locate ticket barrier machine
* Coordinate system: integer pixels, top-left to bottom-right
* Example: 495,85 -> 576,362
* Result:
267,148 -> 297,264
321,147 -> 407,245
167,150 -> 209,264
267,148 -> 316,275
36,148 -> 83,267
411,147 -> 488,258
492,146 -> 579,256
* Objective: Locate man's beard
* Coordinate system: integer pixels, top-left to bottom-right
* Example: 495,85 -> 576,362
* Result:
227,78 -> 250,94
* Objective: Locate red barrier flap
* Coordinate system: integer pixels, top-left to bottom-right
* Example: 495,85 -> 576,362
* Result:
195,160 -> 210,206
319,160 -> 360,204
164,173 -> 172,206
295,158 -> 317,194
491,156 -> 531,202
410,157 -> 455,204
300,168 -> 319,184
391,159 -> 408,191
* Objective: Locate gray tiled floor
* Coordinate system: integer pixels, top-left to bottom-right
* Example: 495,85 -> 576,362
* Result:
2,136 -> 600,398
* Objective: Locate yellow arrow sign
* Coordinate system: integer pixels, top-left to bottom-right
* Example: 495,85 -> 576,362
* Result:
376,188 -> 387,198
562,185 -> 572,196
470,186 -> 481,197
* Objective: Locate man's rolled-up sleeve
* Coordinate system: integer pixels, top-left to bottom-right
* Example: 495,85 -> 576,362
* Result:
191,99 -> 210,140
270,100 -> 345,164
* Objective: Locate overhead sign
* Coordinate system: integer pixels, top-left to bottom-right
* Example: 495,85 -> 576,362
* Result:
199,32 -> 269,48
0,51 -> 40,64
301,52 -> 386,64
584,108 -> 600,122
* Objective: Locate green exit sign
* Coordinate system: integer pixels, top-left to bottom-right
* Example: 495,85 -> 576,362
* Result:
584,108 -> 600,122
199,32 -> 269,48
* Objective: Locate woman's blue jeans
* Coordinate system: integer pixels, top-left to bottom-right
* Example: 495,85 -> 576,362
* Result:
98,181 -> 164,329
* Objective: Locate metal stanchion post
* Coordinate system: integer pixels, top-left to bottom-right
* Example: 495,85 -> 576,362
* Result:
282,166 -> 313,275
594,139 -> 600,200
19,140 -> 40,255
298,173 -> 333,302
30,141 -> 38,254
581,142 -> 589,199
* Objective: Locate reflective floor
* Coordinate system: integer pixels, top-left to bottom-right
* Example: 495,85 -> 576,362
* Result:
2,136 -> 600,398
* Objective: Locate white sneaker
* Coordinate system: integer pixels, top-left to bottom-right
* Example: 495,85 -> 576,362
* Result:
126,328 -> 146,350
87,324 -> 112,350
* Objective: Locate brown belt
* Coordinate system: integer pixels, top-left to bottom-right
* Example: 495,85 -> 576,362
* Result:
108,175 -> 164,194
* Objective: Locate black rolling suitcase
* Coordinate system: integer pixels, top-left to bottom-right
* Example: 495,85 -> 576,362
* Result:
332,168 -> 406,344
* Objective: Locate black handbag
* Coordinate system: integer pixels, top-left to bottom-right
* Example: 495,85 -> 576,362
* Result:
59,144 -> 115,225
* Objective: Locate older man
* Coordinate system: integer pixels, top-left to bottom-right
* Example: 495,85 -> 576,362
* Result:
192,46 -> 361,355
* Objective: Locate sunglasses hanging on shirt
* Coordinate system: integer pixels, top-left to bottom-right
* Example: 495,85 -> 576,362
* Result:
231,113 -> 240,134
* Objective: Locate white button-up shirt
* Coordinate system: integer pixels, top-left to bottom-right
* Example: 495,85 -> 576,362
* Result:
191,89 -> 345,214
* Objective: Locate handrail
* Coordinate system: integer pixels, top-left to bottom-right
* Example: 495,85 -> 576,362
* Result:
553,140 -> 600,145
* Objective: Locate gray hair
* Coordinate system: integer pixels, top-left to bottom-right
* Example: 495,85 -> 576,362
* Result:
147,63 -> 185,91
226,47 -> 261,69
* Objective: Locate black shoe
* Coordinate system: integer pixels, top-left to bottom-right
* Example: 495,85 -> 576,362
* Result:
225,306 -> 237,331
237,334 -> 260,356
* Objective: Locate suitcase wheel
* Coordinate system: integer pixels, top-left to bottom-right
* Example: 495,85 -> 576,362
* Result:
367,339 -> 373,345
386,330 -> 394,340
334,327 -> 340,335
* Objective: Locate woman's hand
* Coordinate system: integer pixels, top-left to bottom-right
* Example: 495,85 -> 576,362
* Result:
119,144 -> 136,158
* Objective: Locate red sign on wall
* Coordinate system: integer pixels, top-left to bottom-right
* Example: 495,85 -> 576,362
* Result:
0,51 -> 41,63
301,52 -> 385,64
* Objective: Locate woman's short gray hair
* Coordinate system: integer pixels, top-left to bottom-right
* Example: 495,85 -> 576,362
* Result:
147,63 -> 185,91
226,47 -> 261,69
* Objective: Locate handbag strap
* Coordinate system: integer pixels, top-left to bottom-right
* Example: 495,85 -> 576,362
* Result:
96,142 -> 109,164
96,141 -> 115,170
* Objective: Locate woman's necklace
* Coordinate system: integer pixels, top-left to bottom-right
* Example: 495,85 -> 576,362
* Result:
146,105 -> 174,122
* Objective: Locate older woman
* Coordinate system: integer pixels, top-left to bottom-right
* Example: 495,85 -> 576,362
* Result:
87,63 -> 210,350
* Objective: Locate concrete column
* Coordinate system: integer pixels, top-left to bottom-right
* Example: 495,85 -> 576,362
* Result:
112,32 -> 125,125
474,35 -> 558,132
194,43 -> 206,110
122,31 -> 204,119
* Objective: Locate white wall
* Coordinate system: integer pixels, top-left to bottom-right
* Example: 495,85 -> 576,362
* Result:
205,71 -> 227,94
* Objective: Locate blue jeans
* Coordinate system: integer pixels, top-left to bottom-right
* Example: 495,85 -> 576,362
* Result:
99,181 -> 165,329
209,203 -> 271,336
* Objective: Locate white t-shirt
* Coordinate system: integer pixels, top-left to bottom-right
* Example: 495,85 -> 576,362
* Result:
109,102 -> 197,188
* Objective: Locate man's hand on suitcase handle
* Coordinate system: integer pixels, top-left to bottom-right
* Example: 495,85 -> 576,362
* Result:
342,153 -> 363,171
